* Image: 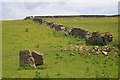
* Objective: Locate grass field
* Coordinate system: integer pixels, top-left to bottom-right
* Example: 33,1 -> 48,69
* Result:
2,17 -> 119,78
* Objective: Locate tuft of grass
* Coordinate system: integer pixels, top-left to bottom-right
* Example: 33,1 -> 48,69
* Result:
37,64 -> 47,70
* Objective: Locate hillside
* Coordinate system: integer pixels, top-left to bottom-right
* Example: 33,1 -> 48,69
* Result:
2,17 -> 119,78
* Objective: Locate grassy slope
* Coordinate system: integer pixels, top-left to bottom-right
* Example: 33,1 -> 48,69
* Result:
2,18 -> 118,78
45,17 -> 118,40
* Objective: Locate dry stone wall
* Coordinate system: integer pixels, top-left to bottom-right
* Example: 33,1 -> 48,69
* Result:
24,16 -> 113,46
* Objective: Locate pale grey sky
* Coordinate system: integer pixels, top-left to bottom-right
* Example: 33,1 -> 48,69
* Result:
1,0 -> 119,20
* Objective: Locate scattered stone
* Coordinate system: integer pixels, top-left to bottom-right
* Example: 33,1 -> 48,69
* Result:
93,46 -> 99,51
103,46 -> 110,52
92,46 -> 101,55
102,46 -> 110,56
102,51 -> 108,56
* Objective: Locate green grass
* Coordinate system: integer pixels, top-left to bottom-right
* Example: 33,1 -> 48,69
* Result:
45,17 -> 118,40
2,17 -> 119,78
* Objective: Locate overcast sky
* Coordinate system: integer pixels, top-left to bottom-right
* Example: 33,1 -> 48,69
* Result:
1,0 -> 119,20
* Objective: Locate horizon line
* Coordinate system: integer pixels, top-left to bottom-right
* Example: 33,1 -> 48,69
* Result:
1,14 -> 119,20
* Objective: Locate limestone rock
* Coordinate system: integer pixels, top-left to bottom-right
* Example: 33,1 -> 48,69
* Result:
32,51 -> 45,66
19,50 -> 44,67
69,27 -> 87,38
19,50 -> 36,67
102,46 -> 110,56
